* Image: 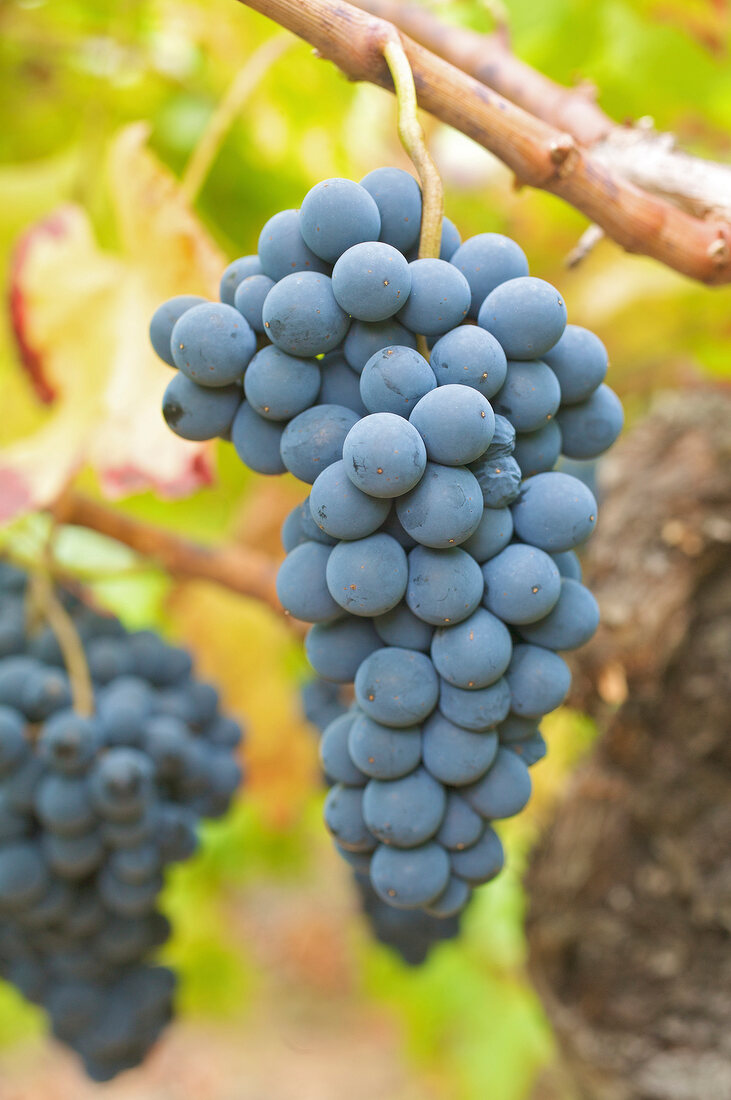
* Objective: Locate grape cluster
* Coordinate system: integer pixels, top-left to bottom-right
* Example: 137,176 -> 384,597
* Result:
0,562 -> 243,1081
152,169 -> 622,931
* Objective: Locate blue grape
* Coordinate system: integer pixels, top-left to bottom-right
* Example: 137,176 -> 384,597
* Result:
505,644 -> 571,717
378,507 -> 417,550
38,712 -> 100,775
354,647 -> 439,728
0,598 -> 26,659
98,867 -> 162,917
243,345 -> 321,421
20,667 -> 72,721
107,845 -> 161,886
359,345 -> 436,416
257,209 -> 329,281
280,404 -> 359,484
492,359 -> 561,433
42,830 -> 103,879
478,276 -> 567,360
429,325 -> 508,399
300,178 -> 381,262
542,324 -> 608,404
438,676 -> 511,732
305,618 -> 381,683
556,456 -> 598,498
422,711 -> 498,786
0,841 -> 48,910
481,543 -> 561,625
436,792 -> 484,851
484,414 -> 516,458
332,242 -> 412,321
88,749 -> 154,823
397,259 -> 470,336
359,166 -> 421,253
171,302 -> 256,387
550,549 -> 582,582
518,577 -> 599,650
363,768 -> 445,847
342,413 -> 427,499
373,602 -> 433,652
149,295 -> 206,366
468,454 -> 522,508
461,505 -> 513,563
297,497 -> 337,546
463,746 -> 532,819
506,732 -> 547,766
409,385 -> 495,466
406,545 -> 483,625
230,402 -> 287,475
2,754 -> 43,813
309,460 -> 390,540
424,875 -> 472,917
431,607 -> 512,690
497,713 -> 539,743
233,274 -> 275,333
513,421 -> 562,476
449,233 -> 529,319
370,841 -> 450,909
343,318 -> 417,373
277,543 -> 342,624
262,272 -> 349,357
34,775 -> 95,836
324,784 -> 375,852
511,471 -> 597,551
396,463 -> 483,548
0,789 -> 29,841
86,637 -> 135,684
318,352 -> 367,415
141,716 -> 193,781
162,374 -> 240,441
319,713 -> 365,787
219,255 -> 264,304
0,706 -> 27,775
301,678 -> 346,733
280,505 -> 305,553
325,533 -> 407,617
450,825 -> 504,884
556,384 -> 624,459
440,217 -> 462,260
347,713 -> 421,780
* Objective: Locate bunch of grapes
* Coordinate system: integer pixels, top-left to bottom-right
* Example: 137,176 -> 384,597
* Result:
152,169 -> 622,935
0,562 -> 243,1081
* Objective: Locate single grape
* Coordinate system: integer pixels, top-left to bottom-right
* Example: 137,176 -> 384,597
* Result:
550,549 -> 582,582
42,830 -> 104,879
518,577 -> 599,650
171,302 -> 256,387
347,713 -> 422,781
468,454 -> 522,509
370,841 -> 450,909
332,242 -> 412,321
309,460 -> 390,540
438,676 -> 511,732
359,345 -> 436,416
219,255 -> 264,304
424,875 -> 472,918
319,712 -> 366,787
280,404 -> 360,484
318,352 -> 367,415
497,713 -> 539,744
342,413 -> 427,499
397,259 -> 470,336
449,825 -> 504,884
429,325 -> 508,399
513,421 -> 562,476
0,841 -> 48,910
478,276 -> 567,360
363,768 -> 446,847
449,233 -> 529,319
262,272 -> 350,357
492,359 -> 561,433
440,217 -> 462,261
231,402 -> 287,475
461,505 -> 513,563
373,602 -> 434,653
409,384 -> 495,466
396,463 -> 483,548
406,545 -> 483,626
257,209 -> 330,281
431,607 -> 512,690
556,384 -> 624,459
300,178 -> 381,262
511,471 -> 598,551
233,274 -> 275,333
149,295 -> 206,367
484,414 -> 516,458
324,784 -> 375,852
34,775 -> 95,836
38,712 -> 100,774
542,324 -> 608,405
506,732 -> 547,766
463,747 -> 532,819
0,706 -> 27,775
505,644 -> 571,717
359,166 -> 421,254
422,711 -> 498,787
162,374 -> 241,441
305,617 -> 381,683
343,318 -> 417,373
325,533 -> 408,617
481,543 -> 561,625
354,647 -> 439,728
436,792 -> 484,851
243,345 -> 321,421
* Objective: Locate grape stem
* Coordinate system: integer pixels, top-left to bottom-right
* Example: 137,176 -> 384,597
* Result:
28,569 -> 95,717
180,33 -> 293,204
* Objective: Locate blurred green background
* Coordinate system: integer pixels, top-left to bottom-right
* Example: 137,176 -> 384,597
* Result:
0,0 -> 729,1097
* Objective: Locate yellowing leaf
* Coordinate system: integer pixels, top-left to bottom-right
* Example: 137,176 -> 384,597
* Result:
1,124 -> 227,522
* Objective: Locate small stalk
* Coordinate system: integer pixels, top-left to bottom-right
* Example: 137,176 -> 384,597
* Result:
28,570 -> 94,718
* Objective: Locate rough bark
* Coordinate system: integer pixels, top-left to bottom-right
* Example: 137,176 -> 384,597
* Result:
526,390 -> 731,1100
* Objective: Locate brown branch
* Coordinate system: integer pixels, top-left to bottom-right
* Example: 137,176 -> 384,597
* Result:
52,491 -> 290,622
236,0 -> 731,284
354,0 -> 731,221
